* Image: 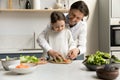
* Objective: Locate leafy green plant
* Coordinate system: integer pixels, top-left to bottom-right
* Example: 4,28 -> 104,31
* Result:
84,51 -> 111,65
111,55 -> 120,63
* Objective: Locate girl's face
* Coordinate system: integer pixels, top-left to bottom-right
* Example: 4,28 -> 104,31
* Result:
52,20 -> 65,32
69,9 -> 84,26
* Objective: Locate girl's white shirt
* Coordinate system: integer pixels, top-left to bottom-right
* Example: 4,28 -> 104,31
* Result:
43,26 -> 76,57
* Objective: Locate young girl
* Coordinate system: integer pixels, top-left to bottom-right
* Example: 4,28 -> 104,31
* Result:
37,11 -> 76,61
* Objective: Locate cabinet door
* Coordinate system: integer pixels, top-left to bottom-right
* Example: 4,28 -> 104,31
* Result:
112,0 -> 120,18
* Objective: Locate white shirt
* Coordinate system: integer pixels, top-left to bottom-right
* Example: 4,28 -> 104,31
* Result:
37,25 -> 76,57
68,20 -> 87,55
37,18 -> 87,55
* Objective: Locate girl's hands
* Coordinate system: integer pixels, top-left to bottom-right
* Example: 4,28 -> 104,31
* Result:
67,48 -> 80,60
48,49 -> 65,62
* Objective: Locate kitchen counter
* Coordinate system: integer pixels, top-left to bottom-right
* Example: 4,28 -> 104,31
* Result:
0,49 -> 43,54
0,60 -> 120,80
0,49 -> 43,58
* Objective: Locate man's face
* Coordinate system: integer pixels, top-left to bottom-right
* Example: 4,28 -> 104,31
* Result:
68,9 -> 84,26
52,20 -> 65,32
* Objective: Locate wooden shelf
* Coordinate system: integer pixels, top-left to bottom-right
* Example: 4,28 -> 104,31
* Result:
0,9 -> 68,12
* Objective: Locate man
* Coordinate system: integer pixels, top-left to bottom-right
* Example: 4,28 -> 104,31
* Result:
37,1 -> 89,60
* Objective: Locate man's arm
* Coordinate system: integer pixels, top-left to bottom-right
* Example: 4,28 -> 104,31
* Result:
77,21 -> 87,55
67,21 -> 87,59
67,29 -> 79,60
67,29 -> 76,50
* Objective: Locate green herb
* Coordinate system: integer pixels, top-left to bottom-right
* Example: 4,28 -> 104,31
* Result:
84,51 -> 111,65
20,55 -> 39,63
111,55 -> 120,63
6,56 -> 10,61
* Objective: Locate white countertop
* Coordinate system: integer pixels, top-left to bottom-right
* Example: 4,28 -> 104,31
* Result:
0,60 -> 120,80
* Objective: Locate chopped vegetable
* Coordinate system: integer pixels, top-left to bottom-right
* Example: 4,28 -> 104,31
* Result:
5,56 -> 19,61
16,63 -> 29,68
20,55 -> 39,63
6,56 -> 10,61
63,59 -> 70,63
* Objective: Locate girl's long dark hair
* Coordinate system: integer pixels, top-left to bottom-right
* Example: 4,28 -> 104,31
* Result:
51,11 -> 66,23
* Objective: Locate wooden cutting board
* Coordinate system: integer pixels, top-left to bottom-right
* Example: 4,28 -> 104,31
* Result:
49,59 -> 72,64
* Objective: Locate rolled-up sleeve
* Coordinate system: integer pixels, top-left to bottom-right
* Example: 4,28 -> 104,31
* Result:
67,30 -> 77,50
70,21 -> 87,55
77,22 -> 87,55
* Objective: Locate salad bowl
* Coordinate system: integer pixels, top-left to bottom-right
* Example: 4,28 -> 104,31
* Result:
83,62 -> 104,71
83,51 -> 111,71
1,57 -> 20,71
9,63 -> 38,74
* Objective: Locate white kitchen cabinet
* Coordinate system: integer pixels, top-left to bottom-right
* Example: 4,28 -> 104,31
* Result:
111,0 -> 120,18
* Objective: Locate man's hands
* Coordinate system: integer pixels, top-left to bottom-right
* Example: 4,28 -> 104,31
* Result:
67,48 -> 80,60
48,49 -> 65,62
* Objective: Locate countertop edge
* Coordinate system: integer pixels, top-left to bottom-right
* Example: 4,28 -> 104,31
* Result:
0,50 -> 43,54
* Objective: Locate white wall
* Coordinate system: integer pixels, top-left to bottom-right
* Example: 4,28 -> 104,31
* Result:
0,11 -> 51,49
85,0 -> 99,54
0,0 -> 99,54
98,0 -> 110,52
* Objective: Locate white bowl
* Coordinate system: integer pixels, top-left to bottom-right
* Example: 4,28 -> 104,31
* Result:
9,63 -> 38,74
1,58 -> 20,71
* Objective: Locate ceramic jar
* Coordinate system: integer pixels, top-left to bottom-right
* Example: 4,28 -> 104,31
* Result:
8,0 -> 12,9
25,0 -> 32,9
55,0 -> 62,9
33,0 -> 41,9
